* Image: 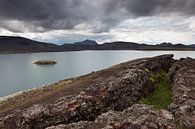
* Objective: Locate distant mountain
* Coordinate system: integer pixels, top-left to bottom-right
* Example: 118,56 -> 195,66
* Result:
73,40 -> 98,46
0,36 -> 59,53
0,36 -> 195,53
157,42 -> 186,48
98,41 -> 146,50
189,44 -> 195,48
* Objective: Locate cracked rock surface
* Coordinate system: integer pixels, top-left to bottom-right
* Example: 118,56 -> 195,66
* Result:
0,55 -> 176,129
46,104 -> 175,129
169,58 -> 195,128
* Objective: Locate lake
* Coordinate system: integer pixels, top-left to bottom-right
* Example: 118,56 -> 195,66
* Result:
0,50 -> 195,97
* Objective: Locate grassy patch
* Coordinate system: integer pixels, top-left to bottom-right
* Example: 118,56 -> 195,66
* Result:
176,122 -> 190,129
139,71 -> 172,109
176,125 -> 187,129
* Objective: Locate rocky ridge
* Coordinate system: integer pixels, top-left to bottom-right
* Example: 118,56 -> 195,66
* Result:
168,58 -> 195,128
0,55 -> 195,129
47,104 -> 175,129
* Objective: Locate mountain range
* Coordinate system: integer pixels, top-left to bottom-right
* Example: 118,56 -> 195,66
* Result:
0,36 -> 195,53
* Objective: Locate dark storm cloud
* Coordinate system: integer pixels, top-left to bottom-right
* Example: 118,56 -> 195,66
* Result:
121,0 -> 170,16
121,0 -> 195,16
0,0 -> 85,20
0,0 -> 195,32
0,0 -> 90,31
104,0 -> 195,17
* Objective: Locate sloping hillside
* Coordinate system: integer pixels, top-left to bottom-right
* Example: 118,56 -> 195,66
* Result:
0,36 -> 59,53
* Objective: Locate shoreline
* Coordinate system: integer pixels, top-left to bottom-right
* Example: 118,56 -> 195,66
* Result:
1,49 -> 195,55
0,76 -> 77,116
0,54 -> 177,128
0,55 -> 194,129
0,83 -> 52,103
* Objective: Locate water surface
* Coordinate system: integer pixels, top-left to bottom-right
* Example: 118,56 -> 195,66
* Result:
0,50 -> 195,97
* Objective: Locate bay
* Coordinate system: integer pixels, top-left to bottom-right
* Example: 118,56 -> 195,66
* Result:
0,50 -> 194,97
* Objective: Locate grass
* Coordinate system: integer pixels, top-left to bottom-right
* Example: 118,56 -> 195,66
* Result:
139,70 -> 172,109
176,122 -> 190,129
176,125 -> 188,129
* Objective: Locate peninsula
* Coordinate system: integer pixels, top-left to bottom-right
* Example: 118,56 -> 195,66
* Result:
0,55 -> 194,129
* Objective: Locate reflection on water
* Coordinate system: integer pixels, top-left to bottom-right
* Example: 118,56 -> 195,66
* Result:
0,50 -> 195,97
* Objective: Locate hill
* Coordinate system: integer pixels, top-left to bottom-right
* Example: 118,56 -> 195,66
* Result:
0,36 -> 59,53
0,36 -> 195,53
73,39 -> 98,46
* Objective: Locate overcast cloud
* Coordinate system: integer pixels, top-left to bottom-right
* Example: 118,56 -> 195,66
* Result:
0,0 -> 195,44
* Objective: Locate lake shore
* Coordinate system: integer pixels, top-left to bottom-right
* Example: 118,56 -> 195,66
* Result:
0,54 -> 194,129
1,49 -> 195,55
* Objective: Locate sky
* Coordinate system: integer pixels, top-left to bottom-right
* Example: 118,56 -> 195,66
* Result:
0,0 -> 195,45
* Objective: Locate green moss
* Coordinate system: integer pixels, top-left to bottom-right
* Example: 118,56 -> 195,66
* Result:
177,125 -> 190,129
176,122 -> 190,129
139,71 -> 172,109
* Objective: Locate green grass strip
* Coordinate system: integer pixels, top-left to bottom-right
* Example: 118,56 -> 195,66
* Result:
139,71 -> 172,109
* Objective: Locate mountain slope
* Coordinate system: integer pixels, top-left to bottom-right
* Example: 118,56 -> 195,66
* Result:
74,39 -> 98,46
0,36 -> 195,53
0,36 -> 59,53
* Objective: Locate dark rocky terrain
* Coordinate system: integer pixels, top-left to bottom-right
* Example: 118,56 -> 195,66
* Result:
0,54 -> 194,129
0,36 -> 195,53
168,58 -> 195,128
47,104 -> 175,129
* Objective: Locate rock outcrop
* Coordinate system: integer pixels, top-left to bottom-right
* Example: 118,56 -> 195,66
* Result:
46,104 -> 175,129
0,55 -> 174,129
168,58 -> 195,128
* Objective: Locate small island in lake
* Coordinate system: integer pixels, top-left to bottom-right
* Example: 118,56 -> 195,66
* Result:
34,60 -> 57,65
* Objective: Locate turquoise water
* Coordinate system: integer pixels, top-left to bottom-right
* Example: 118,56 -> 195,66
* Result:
0,50 -> 195,97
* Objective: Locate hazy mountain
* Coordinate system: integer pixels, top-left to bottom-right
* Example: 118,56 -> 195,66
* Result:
73,40 -> 98,46
157,42 -> 186,48
98,41 -> 145,50
0,36 -> 195,53
189,44 -> 195,48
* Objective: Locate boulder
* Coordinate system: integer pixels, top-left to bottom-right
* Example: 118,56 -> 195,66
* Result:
46,104 -> 175,129
169,58 -> 195,128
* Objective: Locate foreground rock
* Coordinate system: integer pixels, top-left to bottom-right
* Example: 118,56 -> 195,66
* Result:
46,104 -> 175,129
0,55 -> 174,129
169,58 -> 195,128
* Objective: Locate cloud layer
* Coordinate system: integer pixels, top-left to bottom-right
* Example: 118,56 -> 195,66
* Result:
0,0 -> 195,44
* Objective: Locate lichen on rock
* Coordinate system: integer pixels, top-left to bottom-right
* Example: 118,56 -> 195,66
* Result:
0,54 -> 180,129
168,58 -> 195,129
46,104 -> 175,129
